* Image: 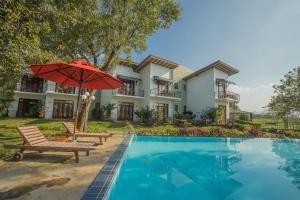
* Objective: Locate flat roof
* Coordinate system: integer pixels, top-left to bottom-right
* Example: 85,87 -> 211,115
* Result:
183,60 -> 239,80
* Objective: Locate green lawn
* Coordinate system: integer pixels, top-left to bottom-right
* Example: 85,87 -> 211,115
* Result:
0,118 -> 130,158
252,118 -> 300,130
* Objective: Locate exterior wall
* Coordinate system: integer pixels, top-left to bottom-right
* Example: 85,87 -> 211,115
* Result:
186,68 -> 215,118
149,98 -> 174,118
110,97 -> 144,121
213,68 -> 230,120
172,65 -> 194,114
139,65 -> 151,106
149,63 -> 172,91
9,80 -> 78,119
8,92 -> 46,117
7,59 -> 239,122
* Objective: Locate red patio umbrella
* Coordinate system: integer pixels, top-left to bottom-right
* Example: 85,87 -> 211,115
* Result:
30,60 -> 123,138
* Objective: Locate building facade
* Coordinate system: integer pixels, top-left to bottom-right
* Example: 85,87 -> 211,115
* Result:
7,55 -> 240,122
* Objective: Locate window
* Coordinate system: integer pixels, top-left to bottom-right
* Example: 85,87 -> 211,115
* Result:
117,102 -> 134,121
174,105 -> 179,112
183,105 -> 187,112
156,103 -> 169,119
20,75 -> 44,93
174,83 -> 178,89
157,80 -> 169,94
183,84 -> 187,91
119,79 -> 135,96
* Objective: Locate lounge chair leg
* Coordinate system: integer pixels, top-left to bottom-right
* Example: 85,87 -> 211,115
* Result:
104,138 -> 107,142
86,151 -> 89,156
99,137 -> 103,145
74,151 -> 79,163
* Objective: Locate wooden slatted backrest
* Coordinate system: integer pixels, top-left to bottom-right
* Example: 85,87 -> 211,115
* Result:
63,122 -> 78,135
17,126 -> 48,146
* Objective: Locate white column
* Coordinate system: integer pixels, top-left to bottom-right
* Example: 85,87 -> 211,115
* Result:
45,96 -> 54,119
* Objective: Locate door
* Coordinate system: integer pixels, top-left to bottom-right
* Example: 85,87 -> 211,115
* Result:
120,79 -> 135,95
157,81 -> 169,96
16,98 -> 41,117
52,100 -> 74,119
217,82 -> 226,98
117,102 -> 134,121
156,103 -> 169,119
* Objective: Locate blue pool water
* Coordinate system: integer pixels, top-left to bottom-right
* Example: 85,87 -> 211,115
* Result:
107,136 -> 300,200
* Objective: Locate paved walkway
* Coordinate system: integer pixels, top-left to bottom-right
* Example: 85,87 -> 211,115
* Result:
0,134 -> 125,200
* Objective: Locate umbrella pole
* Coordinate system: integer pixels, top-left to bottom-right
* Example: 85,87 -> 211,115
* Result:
73,83 -> 82,141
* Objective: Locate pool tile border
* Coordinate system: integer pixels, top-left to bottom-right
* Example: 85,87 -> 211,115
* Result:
81,134 -> 133,200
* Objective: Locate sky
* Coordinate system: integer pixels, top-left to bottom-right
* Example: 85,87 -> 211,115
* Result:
133,0 -> 300,113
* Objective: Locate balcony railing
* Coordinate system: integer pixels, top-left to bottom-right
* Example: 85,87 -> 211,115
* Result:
55,84 -> 76,94
19,83 -> 44,93
150,88 -> 181,98
113,88 -> 144,97
216,91 -> 240,101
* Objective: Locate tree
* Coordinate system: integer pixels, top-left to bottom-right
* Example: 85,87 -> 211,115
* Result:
0,0 -> 59,113
268,67 -> 300,128
43,0 -> 181,131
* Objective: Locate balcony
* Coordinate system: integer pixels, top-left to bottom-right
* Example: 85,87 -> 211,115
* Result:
55,84 -> 76,94
17,76 -> 44,93
113,88 -> 144,97
150,88 -> 181,99
216,91 -> 240,101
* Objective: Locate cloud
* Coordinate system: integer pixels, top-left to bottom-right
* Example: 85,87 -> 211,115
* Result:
228,83 -> 274,112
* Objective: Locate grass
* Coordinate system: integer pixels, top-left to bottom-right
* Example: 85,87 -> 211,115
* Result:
0,118 -> 130,158
252,118 -> 300,130
1,117 -> 300,159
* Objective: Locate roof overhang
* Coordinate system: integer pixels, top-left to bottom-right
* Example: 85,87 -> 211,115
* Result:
118,59 -> 138,68
136,55 -> 179,72
216,78 -> 236,85
153,76 -> 176,83
183,60 -> 239,80
117,75 -> 141,81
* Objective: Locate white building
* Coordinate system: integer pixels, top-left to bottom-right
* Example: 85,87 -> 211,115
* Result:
7,55 -> 239,123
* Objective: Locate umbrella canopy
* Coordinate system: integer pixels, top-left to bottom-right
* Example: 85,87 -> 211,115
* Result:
30,60 -> 123,138
30,60 -> 123,89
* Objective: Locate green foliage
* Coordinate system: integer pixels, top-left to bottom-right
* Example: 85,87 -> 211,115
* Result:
235,120 -> 262,129
200,108 -> 223,124
135,106 -> 155,125
239,114 -> 250,121
102,103 -> 117,120
174,119 -> 192,127
268,67 -> 300,128
0,0 -> 59,113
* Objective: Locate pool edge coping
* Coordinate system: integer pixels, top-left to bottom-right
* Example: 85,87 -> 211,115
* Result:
81,134 -> 133,200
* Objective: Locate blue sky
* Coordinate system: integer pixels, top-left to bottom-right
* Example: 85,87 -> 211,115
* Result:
133,0 -> 300,112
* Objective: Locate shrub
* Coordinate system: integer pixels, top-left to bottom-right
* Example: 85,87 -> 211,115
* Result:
200,108 -> 223,125
234,123 -> 248,131
239,114 -> 250,121
174,119 -> 192,127
209,127 -> 225,137
135,106 -> 155,125
235,120 -> 262,129
102,103 -> 117,120
248,127 -> 262,137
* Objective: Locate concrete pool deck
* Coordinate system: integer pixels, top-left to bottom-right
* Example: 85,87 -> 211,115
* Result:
0,134 -> 125,200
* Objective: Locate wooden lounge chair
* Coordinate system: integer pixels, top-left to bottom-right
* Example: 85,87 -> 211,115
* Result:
63,122 -> 113,145
4,126 -> 95,163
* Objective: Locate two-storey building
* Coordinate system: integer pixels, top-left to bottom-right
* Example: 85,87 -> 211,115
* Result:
7,55 -> 240,123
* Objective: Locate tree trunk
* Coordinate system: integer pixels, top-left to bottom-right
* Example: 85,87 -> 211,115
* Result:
78,89 -> 96,131
77,50 -> 117,131
283,116 -> 289,129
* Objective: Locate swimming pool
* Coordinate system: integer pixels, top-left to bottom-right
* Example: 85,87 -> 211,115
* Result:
106,136 -> 300,200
